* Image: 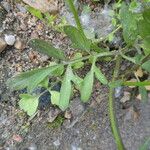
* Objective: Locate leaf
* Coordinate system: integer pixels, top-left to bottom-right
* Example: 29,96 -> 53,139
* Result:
72,52 -> 84,69
39,76 -> 49,88
142,60 -> 150,73
123,80 -> 150,87
80,66 -> 94,102
59,65 -> 73,110
51,65 -> 65,76
72,74 -> 83,90
19,94 -> 39,116
64,25 -> 91,52
7,65 -> 61,93
50,91 -> 60,106
138,8 -> 150,38
27,6 -> 43,20
109,80 -> 123,88
139,86 -> 148,102
94,66 -> 108,85
29,39 -> 65,60
120,3 -> 138,45
141,36 -> 150,55
139,138 -> 150,150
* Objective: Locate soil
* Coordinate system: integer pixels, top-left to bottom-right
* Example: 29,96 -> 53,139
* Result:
0,0 -> 150,150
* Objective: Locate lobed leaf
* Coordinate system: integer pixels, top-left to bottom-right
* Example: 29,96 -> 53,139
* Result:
29,39 -> 66,60
71,52 -> 84,69
64,25 -> 91,52
120,3 -> 138,45
141,36 -> 150,55
94,66 -> 108,85
142,60 -> 150,73
50,91 -> 60,106
7,65 -> 61,93
72,74 -> 83,90
139,86 -> 148,103
59,65 -> 73,110
139,137 -> 150,150
80,66 -> 94,102
19,94 -> 39,116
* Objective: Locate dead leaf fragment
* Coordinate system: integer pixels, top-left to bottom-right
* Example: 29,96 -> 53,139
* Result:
120,91 -> 131,103
134,67 -> 143,77
145,86 -> 150,91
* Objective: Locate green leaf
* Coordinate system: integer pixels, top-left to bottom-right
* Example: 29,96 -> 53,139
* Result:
141,36 -> 150,55
94,66 -> 108,85
139,138 -> 150,150
64,25 -> 91,52
120,3 -> 138,45
123,81 -> 150,87
51,65 -> 65,76
27,6 -> 43,20
80,66 -> 94,102
72,74 -> 83,90
109,80 -> 123,88
59,65 -> 73,110
139,86 -> 148,102
19,94 -> 39,116
7,65 -> 61,93
138,8 -> 150,38
29,39 -> 65,60
142,60 -> 150,73
72,52 -> 84,69
50,91 -> 60,106
39,77 -> 49,88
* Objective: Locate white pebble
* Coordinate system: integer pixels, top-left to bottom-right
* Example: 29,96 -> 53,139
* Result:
4,34 -> 16,46
28,143 -> 37,150
115,87 -> 122,98
53,139 -> 60,147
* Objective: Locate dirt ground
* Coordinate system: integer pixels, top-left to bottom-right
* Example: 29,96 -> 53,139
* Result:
0,1 -> 150,150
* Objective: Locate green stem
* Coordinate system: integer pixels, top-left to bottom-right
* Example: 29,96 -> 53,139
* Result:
123,81 -> 150,86
63,50 -> 118,65
108,56 -> 125,150
66,0 -> 84,35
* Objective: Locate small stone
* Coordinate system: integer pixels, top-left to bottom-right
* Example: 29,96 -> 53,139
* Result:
0,37 -> 7,53
115,87 -> 122,98
64,110 -> 72,119
47,108 -> 60,122
14,38 -> 25,50
120,92 -> 131,103
28,143 -> 37,150
16,4 -> 27,13
71,144 -> 82,150
1,2 -> 11,12
70,98 -> 85,117
53,139 -> 60,147
4,34 -> 16,46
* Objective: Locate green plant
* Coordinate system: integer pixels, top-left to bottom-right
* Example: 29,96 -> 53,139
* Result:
27,6 -> 67,32
7,0 -> 150,149
139,137 -> 150,150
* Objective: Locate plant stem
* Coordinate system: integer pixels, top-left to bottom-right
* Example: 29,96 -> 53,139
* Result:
123,81 -> 150,86
63,50 -> 118,65
108,56 -> 125,150
66,0 -> 84,35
